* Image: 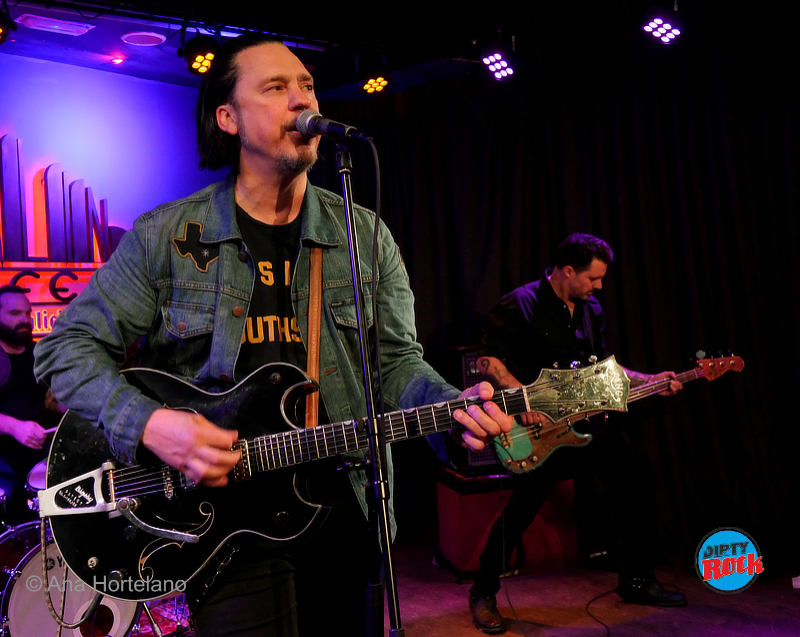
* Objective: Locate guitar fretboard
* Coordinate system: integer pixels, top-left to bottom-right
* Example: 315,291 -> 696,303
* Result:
627,356 -> 743,403
628,368 -> 701,402
245,391 -> 533,473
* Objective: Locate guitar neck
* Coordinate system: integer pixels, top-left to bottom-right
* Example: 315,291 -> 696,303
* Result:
241,356 -> 629,476
627,367 -> 707,403
242,388 -> 529,475
111,393 -> 517,501
627,356 -> 744,405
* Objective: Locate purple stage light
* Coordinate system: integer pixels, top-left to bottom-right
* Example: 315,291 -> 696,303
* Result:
643,15 -> 681,43
483,52 -> 514,81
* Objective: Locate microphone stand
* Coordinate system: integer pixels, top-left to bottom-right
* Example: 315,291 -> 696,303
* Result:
334,141 -> 404,637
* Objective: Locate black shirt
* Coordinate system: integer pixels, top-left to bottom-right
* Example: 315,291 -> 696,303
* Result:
234,205 -> 330,427
481,269 -> 610,384
235,205 -> 306,378
0,346 -> 55,470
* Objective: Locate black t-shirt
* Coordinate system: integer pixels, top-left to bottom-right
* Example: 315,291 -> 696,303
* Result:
0,346 -> 54,471
235,205 -> 306,377
234,205 -> 329,427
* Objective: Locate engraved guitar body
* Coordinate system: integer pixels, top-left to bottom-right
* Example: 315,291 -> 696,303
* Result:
493,356 -> 744,473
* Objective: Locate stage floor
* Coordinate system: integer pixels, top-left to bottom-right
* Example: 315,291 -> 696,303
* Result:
385,536 -> 799,637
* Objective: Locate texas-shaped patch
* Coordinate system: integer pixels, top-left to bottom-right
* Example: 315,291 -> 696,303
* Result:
172,221 -> 219,272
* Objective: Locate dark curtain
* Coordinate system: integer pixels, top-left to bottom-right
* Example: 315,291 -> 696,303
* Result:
310,3 -> 798,571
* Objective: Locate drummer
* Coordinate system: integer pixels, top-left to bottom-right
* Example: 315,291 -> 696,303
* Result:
0,285 -> 64,524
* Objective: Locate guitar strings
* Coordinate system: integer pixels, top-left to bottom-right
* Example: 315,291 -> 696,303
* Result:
497,369 -> 701,446
236,376 -> 593,470
105,366 -> 716,501
106,375 -> 609,496
108,369 -> 699,491
106,364 -> 733,501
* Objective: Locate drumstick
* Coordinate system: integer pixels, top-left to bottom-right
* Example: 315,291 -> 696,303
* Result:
43,427 -> 58,434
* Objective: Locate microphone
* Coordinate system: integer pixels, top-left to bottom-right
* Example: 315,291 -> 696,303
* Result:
295,110 -> 366,142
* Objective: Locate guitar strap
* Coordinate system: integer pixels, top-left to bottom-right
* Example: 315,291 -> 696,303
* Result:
305,246 -> 322,428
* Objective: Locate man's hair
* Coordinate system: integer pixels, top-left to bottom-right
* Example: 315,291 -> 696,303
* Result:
196,33 -> 286,171
0,285 -> 27,310
554,233 -> 614,272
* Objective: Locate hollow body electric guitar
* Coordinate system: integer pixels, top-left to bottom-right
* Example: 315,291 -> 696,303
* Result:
493,356 -> 744,473
39,356 -> 629,601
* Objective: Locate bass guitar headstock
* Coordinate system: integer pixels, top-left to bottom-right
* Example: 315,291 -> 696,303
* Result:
695,355 -> 745,381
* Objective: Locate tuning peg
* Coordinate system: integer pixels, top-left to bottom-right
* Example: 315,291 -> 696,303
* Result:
695,349 -> 707,360
589,355 -> 598,364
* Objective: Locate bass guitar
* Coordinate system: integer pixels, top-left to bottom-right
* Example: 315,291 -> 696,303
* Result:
493,355 -> 744,473
39,356 -> 629,601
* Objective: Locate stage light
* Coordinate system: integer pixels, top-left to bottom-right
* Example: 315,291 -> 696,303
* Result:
642,3 -> 682,44
178,34 -> 219,76
0,11 -> 16,45
643,17 -> 681,43
357,51 -> 392,96
482,43 -> 516,82
361,75 -> 390,94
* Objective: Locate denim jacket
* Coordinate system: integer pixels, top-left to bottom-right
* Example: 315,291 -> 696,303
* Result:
34,173 -> 458,527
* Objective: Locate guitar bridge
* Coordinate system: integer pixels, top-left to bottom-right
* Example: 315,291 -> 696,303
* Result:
38,462 -> 117,517
162,466 -> 174,499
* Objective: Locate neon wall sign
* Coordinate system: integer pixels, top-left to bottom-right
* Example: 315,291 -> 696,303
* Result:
0,134 -> 121,338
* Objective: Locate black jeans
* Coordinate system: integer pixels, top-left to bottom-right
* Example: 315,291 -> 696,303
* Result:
470,426 -> 658,598
188,460 -> 379,637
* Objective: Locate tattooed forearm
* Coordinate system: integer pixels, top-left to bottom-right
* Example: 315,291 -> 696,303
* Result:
621,367 -> 652,387
477,356 -> 523,389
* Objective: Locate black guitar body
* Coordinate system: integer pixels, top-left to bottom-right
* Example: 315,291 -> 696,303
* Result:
46,363 -> 326,601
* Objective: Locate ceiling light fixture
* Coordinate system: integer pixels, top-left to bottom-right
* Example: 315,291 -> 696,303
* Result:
15,13 -> 95,36
361,76 -> 390,94
356,51 -> 392,96
481,39 -> 516,82
177,22 -> 220,77
642,2 -> 682,44
179,34 -> 219,76
483,51 -> 514,80
121,31 -> 167,47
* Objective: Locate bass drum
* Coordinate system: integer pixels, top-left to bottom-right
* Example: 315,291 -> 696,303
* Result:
0,521 -> 141,636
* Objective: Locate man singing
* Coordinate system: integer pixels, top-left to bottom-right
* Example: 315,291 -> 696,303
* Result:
35,33 -> 513,637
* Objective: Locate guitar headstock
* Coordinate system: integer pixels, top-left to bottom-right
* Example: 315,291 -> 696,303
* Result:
525,356 -> 630,422
695,356 -> 745,381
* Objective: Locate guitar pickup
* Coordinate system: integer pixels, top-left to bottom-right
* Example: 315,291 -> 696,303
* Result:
233,439 -> 251,481
38,462 -> 117,517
